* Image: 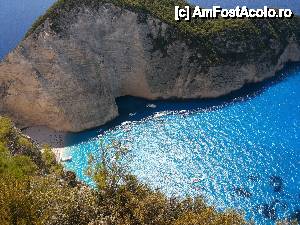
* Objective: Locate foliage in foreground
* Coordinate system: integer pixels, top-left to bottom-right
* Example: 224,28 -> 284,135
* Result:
0,117 -> 247,224
0,116 -> 247,224
0,116 -> 298,224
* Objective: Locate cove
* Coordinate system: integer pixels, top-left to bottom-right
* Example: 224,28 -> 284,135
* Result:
62,63 -> 300,225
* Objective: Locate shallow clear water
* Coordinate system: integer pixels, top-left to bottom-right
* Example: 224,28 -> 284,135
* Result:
63,64 -> 300,224
1,0 -> 300,224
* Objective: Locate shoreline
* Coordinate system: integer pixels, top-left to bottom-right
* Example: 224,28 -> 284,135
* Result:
22,126 -> 69,161
52,147 -> 68,162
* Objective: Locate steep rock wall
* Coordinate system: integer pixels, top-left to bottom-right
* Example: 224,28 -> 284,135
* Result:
0,3 -> 300,131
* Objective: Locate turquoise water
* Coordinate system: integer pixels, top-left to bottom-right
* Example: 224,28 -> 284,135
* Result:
1,0 -> 299,224
63,64 -> 300,224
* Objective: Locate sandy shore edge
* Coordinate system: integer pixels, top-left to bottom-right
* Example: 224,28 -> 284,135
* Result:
22,126 -> 70,161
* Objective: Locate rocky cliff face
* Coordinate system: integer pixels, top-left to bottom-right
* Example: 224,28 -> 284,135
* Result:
1,2 -> 300,132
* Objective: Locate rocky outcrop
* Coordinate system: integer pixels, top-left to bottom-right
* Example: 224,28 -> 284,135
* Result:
0,2 -> 300,132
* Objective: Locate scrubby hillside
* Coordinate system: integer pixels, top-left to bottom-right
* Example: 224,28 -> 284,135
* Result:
26,0 -> 300,65
0,116 -> 249,225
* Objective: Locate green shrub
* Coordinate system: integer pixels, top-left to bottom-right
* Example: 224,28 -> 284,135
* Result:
41,144 -> 64,176
0,117 -> 46,170
41,145 -> 56,167
86,140 -> 248,225
0,143 -> 37,178
0,118 -> 250,224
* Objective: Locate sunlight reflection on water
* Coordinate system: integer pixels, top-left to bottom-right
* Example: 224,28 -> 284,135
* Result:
64,67 -> 300,224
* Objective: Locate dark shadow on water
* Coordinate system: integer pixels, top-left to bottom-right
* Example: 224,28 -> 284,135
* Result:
66,62 -> 300,146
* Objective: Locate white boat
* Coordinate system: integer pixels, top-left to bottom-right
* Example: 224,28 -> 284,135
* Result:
121,121 -> 132,126
129,112 -> 136,116
61,156 -> 72,162
153,111 -> 167,118
146,104 -> 157,108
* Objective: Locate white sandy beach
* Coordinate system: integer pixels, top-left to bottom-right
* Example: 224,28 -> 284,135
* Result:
22,126 -> 69,161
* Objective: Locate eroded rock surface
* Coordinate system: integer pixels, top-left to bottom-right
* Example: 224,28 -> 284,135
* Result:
1,3 -> 300,131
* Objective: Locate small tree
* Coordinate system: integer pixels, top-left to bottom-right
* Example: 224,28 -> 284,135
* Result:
41,144 -> 63,176
86,139 -> 130,192
85,140 -> 249,225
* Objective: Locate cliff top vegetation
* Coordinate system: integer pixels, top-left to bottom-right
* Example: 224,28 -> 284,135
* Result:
26,0 -> 300,38
24,0 -> 300,65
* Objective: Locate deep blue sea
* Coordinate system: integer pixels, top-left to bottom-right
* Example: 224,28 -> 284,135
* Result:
0,0 -> 55,59
63,65 -> 300,224
1,0 -> 300,224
